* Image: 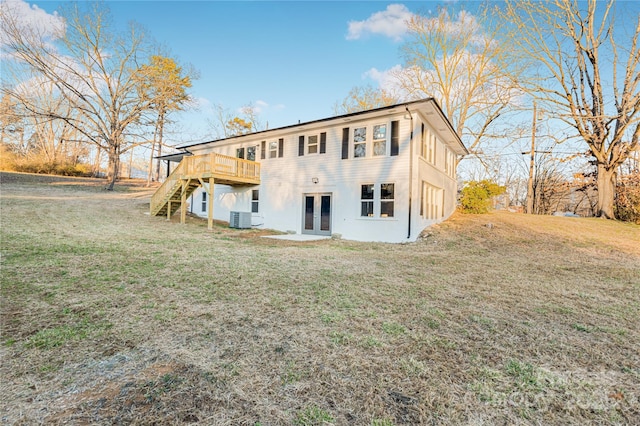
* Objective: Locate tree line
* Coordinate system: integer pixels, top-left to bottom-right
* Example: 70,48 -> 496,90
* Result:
1,2 -> 194,189
1,0 -> 638,221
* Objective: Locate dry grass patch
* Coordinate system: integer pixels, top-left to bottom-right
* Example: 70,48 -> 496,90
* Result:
1,172 -> 639,425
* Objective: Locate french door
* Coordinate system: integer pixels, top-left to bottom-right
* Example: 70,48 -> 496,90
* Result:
302,193 -> 332,236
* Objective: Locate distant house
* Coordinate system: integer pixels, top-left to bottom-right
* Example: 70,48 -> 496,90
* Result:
150,98 -> 468,243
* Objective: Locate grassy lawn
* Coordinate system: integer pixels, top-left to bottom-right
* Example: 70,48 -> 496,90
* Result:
1,171 -> 639,425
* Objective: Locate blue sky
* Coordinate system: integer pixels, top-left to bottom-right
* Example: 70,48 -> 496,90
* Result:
28,0 -> 443,144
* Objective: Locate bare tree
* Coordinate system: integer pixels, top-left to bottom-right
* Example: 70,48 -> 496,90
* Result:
394,5 -> 525,154
502,0 -> 640,218
333,85 -> 399,115
208,103 -> 263,139
1,2 -> 155,189
0,93 -> 24,148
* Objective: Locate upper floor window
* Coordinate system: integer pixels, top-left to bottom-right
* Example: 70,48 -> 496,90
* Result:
353,124 -> 391,158
247,146 -> 256,161
299,133 -> 326,156
373,124 -> 387,156
269,141 -> 278,158
236,147 -> 245,159
308,135 -> 318,154
420,124 -> 437,164
263,139 -> 284,159
354,127 -> 367,158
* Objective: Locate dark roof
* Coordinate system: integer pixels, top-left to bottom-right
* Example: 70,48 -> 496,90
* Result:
175,98 -> 467,155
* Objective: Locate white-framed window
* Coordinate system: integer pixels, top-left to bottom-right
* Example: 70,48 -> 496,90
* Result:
251,189 -> 259,213
360,183 -> 395,218
373,124 -> 387,156
428,133 -> 436,164
421,125 -> 437,164
354,127 -> 367,158
269,141 -> 278,158
380,183 -> 394,217
360,184 -> 374,216
236,147 -> 245,159
308,135 -> 318,154
352,123 -> 389,158
421,181 -> 441,220
201,191 -> 207,212
247,146 -> 256,161
444,148 -> 456,178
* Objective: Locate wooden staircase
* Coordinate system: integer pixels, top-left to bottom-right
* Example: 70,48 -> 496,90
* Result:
150,152 -> 260,227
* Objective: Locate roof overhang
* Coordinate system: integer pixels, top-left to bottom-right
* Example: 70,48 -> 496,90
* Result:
155,152 -> 192,162
177,98 -> 468,156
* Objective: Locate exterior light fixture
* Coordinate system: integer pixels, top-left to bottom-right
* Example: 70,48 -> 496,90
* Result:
312,177 -> 319,184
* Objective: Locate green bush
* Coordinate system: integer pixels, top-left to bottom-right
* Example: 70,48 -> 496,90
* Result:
459,180 -> 506,214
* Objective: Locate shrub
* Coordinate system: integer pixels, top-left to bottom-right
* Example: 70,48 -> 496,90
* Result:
615,172 -> 640,224
459,180 -> 506,214
12,160 -> 91,177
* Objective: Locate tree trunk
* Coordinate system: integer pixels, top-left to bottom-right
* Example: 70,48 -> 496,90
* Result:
93,146 -> 102,177
154,112 -> 165,182
596,163 -> 616,219
105,144 -> 119,191
146,138 -> 156,187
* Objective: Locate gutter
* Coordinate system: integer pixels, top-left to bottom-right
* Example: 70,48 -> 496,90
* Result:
406,105 -> 414,240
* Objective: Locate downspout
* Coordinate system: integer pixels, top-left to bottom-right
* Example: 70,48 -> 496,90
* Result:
406,105 -> 414,239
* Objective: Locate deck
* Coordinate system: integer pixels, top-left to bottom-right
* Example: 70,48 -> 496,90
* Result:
150,152 -> 260,229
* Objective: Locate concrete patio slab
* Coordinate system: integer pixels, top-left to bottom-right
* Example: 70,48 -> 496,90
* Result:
262,234 -> 331,242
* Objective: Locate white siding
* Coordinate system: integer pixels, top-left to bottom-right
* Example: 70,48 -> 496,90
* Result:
184,101 -> 462,243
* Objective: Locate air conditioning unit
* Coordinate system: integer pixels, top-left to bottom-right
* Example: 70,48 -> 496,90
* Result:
229,211 -> 252,229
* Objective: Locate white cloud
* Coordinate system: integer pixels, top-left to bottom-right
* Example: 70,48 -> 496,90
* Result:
346,4 -> 413,42
0,0 -> 65,47
193,96 -> 212,111
363,65 -> 408,98
238,100 -> 285,115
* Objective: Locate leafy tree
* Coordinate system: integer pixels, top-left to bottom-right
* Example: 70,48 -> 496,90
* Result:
459,180 -> 506,213
226,116 -> 253,136
502,0 -> 640,219
137,55 -> 194,184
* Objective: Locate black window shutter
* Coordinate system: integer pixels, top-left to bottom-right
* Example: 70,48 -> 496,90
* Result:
298,136 -> 305,156
320,132 -> 326,154
261,141 -> 266,159
390,120 -> 399,156
278,138 -> 284,158
341,127 -> 349,159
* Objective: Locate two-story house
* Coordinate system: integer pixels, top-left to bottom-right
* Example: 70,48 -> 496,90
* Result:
150,98 -> 467,243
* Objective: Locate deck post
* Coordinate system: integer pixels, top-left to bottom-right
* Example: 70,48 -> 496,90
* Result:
180,179 -> 189,224
208,178 -> 214,230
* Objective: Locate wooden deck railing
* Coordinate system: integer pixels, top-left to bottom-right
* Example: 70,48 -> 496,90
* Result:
150,152 -> 260,217
181,152 -> 260,181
